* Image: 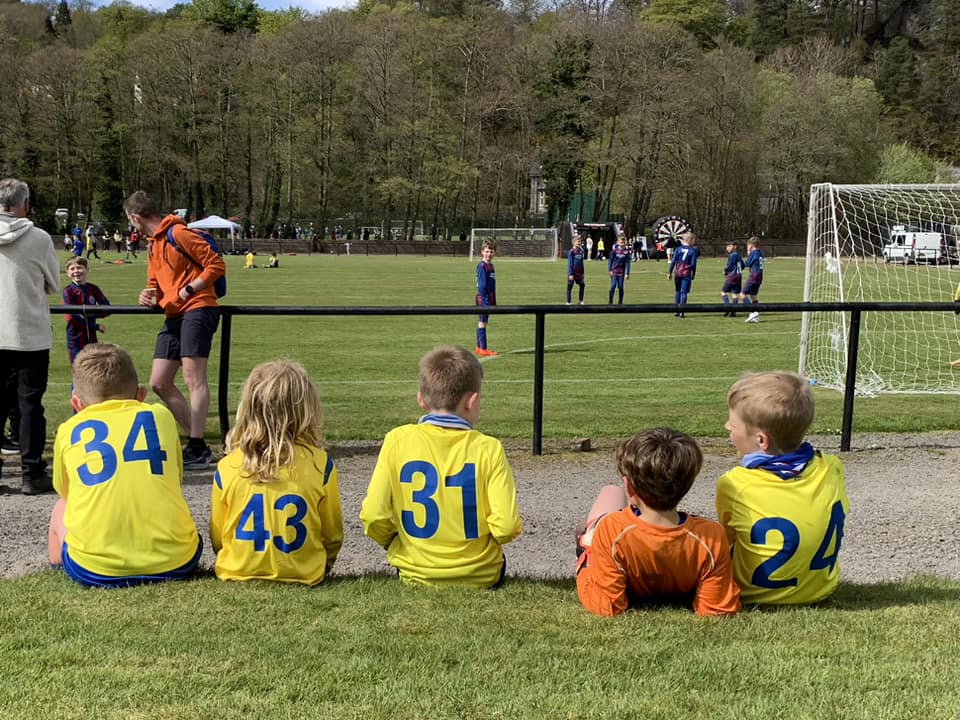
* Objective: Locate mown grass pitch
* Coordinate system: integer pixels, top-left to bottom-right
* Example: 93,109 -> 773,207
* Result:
48,251 -> 957,442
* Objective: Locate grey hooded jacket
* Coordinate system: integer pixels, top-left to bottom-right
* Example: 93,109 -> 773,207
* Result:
0,213 -> 60,351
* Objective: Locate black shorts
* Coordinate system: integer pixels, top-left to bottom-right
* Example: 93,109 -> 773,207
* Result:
154,306 -> 220,361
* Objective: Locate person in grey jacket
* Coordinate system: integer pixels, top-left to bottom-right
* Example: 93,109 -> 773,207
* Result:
0,178 -> 60,494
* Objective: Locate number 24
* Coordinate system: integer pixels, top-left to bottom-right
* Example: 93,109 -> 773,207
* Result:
751,501 -> 846,589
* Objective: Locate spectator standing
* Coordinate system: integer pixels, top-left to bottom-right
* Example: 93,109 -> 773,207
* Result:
0,178 -> 60,493
125,190 -> 226,469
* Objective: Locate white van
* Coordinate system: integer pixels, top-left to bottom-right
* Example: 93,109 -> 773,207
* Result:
882,226 -> 954,264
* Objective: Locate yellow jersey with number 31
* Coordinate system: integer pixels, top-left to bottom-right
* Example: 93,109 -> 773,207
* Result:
53,399 -> 198,577
360,419 -> 523,588
715,452 -> 848,605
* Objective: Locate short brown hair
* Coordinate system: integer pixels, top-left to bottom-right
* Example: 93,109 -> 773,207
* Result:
123,190 -> 161,219
616,428 -> 703,511
72,343 -> 140,405
727,371 -> 813,453
418,346 -> 483,413
65,256 -> 88,270
481,239 -> 497,252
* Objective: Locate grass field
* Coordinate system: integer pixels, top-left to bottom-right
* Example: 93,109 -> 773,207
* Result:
1,573 -> 957,720
46,250 -> 958,443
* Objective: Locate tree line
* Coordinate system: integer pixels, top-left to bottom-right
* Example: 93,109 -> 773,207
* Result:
0,0 -> 956,241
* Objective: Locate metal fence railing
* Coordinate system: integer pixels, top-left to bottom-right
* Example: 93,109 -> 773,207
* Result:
56,301 -> 959,454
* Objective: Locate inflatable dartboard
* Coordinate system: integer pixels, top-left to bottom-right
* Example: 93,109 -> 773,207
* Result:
652,215 -> 692,249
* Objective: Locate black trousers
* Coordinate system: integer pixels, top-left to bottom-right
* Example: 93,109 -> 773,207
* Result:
0,349 -> 49,478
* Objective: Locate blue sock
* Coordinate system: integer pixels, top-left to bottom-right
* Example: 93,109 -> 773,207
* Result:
679,292 -> 687,305
674,291 -> 681,304
477,327 -> 487,349
722,296 -> 729,306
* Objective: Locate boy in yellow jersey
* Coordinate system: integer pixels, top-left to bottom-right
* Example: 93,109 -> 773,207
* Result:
47,343 -> 201,587
359,345 -> 523,588
716,371 -> 849,604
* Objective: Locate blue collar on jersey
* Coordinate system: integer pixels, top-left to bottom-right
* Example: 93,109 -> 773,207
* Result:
418,413 -> 473,430
742,442 -> 816,480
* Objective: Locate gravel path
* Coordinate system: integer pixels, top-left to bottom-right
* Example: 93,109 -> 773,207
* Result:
2,432 -> 957,583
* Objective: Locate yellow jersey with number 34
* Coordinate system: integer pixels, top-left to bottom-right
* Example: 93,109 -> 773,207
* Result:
53,399 -> 199,577
715,452 -> 849,605
360,420 -> 523,588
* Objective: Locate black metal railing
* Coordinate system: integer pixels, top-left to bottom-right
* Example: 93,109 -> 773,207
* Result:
57,301 -> 959,453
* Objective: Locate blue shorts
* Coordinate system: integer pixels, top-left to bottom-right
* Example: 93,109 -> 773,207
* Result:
61,536 -> 203,588
476,295 -> 495,324
722,277 -> 741,294
154,306 -> 220,360
742,281 -> 762,296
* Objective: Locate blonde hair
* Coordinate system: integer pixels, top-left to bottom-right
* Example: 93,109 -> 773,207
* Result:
225,360 -> 324,483
616,428 -> 703,511
72,344 -> 139,405
681,231 -> 697,245
747,235 -> 759,248
727,371 -> 813,454
418,346 -> 483,413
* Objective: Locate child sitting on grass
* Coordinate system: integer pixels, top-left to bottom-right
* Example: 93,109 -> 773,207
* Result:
48,343 -> 201,587
210,359 -> 343,585
576,428 -> 740,617
360,345 -> 523,588
716,371 -> 849,604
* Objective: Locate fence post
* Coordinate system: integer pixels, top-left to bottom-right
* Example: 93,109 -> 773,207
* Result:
218,310 -> 232,442
533,311 -> 545,455
840,308 -> 862,452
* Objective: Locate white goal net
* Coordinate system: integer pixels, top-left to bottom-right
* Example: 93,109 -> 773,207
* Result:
469,227 -> 559,261
800,183 -> 960,395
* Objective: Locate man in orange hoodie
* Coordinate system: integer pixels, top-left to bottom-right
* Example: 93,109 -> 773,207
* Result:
124,191 -> 226,468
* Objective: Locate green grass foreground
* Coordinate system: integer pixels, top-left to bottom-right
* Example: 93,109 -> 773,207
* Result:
46,251 -> 960,441
0,572 -> 956,719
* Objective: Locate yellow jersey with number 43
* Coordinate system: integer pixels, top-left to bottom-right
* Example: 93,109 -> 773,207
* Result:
210,446 -> 343,586
360,421 -> 523,588
53,399 -> 199,577
715,452 -> 849,605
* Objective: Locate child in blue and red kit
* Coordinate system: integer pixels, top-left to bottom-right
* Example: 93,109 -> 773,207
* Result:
62,256 -> 110,365
475,240 -> 498,357
741,236 -> 764,323
607,235 -> 631,304
721,241 -> 744,317
566,234 -> 586,305
667,232 -> 698,317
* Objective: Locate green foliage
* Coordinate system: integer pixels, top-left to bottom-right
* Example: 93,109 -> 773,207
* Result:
0,573 -> 957,719
641,0 -> 727,48
535,33 -> 594,224
257,6 -> 309,34
184,0 -> 260,33
874,143 -> 953,184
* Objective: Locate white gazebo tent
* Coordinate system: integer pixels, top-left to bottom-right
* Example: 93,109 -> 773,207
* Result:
188,215 -> 241,251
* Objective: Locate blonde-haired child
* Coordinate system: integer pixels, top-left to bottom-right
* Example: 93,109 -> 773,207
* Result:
210,359 -> 343,585
48,343 -> 201,587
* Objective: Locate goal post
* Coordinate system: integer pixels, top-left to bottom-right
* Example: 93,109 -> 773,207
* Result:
469,227 -> 559,261
800,183 -> 960,395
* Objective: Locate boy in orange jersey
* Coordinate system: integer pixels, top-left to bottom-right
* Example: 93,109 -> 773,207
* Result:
576,428 -> 740,617
124,191 -> 226,469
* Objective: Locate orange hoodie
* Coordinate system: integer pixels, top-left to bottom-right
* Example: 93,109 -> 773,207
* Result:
147,215 -> 226,317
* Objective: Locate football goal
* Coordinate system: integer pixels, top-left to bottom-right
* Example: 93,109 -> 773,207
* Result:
469,227 -> 559,261
800,183 -> 960,395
